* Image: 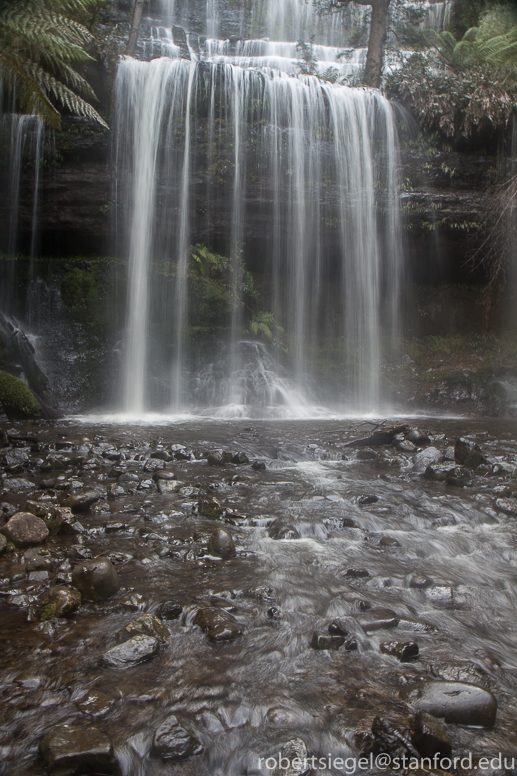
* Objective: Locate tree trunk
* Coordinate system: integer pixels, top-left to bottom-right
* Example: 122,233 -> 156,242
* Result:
126,0 -> 146,57
363,0 -> 391,88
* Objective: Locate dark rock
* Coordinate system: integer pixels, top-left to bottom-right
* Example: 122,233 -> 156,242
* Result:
150,450 -> 171,461
424,463 -> 470,486
356,448 -> 378,460
158,601 -> 183,620
357,607 -> 399,631
153,470 -> 176,481
64,490 -> 101,513
119,472 -> 140,483
401,681 -> 497,727
39,586 -> 81,619
379,536 -> 401,547
76,690 -> 114,718
408,573 -> 432,589
311,630 -> 345,650
193,607 -> 242,641
344,638 -> 358,651
270,738 -> 308,776
151,714 -> 203,761
198,498 -> 223,518
342,516 -> 358,528
380,641 -> 419,661
345,425 -> 408,447
40,723 -> 116,774
406,428 -> 431,446
370,716 -> 419,758
267,606 -> 281,619
207,450 -> 233,466
358,494 -> 378,505
2,512 -> 49,546
143,458 -> 165,472
328,619 -> 349,636
397,440 -> 417,453
71,557 -> 120,602
102,634 -> 160,668
410,711 -> 452,757
118,613 -> 169,643
252,460 -> 266,470
454,438 -> 487,468
232,451 -> 249,464
345,568 -> 370,578
208,527 -> 236,558
0,534 -> 6,554
269,521 -> 300,540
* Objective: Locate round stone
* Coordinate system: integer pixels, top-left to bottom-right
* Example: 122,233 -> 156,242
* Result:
3,512 -> 49,547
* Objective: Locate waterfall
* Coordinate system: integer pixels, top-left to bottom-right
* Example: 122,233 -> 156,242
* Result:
114,47 -> 403,416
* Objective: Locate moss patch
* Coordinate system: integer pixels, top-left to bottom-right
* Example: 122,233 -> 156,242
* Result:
0,370 -> 41,419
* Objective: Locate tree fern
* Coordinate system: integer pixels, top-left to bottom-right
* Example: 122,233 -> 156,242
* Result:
0,0 -> 107,128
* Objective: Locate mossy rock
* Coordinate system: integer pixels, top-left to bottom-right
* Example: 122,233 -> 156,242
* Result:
0,370 -> 41,420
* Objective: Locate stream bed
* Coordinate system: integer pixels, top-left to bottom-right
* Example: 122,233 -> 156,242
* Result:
2,417 -> 517,775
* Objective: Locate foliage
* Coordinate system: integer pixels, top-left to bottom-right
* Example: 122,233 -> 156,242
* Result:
473,173 -> 517,287
0,0 -> 107,128
296,41 -> 347,83
248,311 -> 286,351
388,4 -> 517,137
0,369 -> 41,418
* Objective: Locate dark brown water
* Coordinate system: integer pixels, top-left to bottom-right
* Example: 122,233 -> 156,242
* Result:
2,417 -> 517,775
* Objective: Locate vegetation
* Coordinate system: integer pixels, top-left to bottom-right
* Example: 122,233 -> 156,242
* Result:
0,0 -> 107,128
0,369 -> 42,419
387,4 -> 517,138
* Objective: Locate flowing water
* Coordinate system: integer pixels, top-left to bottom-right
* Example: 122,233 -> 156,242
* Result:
2,417 -> 517,775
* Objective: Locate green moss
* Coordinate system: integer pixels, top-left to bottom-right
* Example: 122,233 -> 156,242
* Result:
39,602 -> 57,621
0,370 -> 41,419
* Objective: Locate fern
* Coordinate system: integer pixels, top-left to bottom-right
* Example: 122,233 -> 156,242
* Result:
0,0 -> 107,128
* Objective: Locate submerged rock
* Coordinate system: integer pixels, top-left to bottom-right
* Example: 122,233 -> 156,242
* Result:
2,512 -> 49,547
401,681 -> 497,727
193,607 -> 242,641
71,557 -> 120,602
198,498 -> 223,518
158,600 -> 183,620
311,631 -> 345,650
64,489 -> 101,512
410,711 -> 452,757
208,527 -> 236,558
117,613 -> 169,643
39,586 -> 81,619
357,608 -> 399,632
40,723 -> 116,774
151,714 -> 203,761
102,634 -> 160,668
269,521 -> 300,540
380,641 -> 419,661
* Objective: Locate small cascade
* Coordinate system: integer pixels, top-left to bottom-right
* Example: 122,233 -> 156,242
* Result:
114,40 -> 403,417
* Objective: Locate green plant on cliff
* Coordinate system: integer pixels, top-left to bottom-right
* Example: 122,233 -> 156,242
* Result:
0,0 -> 107,128
0,370 -> 41,419
387,4 -> 517,138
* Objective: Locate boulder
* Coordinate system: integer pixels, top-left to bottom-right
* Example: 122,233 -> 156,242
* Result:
151,714 -> 203,761
0,369 -> 41,420
410,711 -> 452,757
198,498 -> 223,518
158,601 -> 183,620
193,607 -> 242,641
380,641 -> 419,661
64,490 -> 101,512
454,438 -> 487,469
39,586 -> 81,619
401,681 -> 497,727
413,447 -> 442,472
357,608 -> 399,632
117,613 -> 169,643
208,528 -> 236,558
2,512 -> 49,547
40,723 -> 116,774
71,557 -> 120,602
311,631 -> 345,650
102,634 -> 159,668
207,450 -> 233,466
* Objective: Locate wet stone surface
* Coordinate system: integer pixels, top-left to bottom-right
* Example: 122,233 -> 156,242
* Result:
2,418 -> 517,773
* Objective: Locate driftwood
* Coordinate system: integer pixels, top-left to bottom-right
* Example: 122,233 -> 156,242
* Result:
345,424 -> 408,448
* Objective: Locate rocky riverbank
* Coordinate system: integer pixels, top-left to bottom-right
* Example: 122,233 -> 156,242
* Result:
2,416 -> 517,774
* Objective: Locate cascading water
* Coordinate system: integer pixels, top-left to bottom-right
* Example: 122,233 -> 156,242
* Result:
114,38 -> 403,417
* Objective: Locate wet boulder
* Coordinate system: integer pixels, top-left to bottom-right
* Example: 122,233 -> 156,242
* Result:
2,511 -> 49,547
269,521 -> 300,540
495,497 -> 517,516
401,681 -> 497,727
311,631 -> 345,650
158,600 -> 183,620
413,447 -> 442,472
193,607 -> 242,641
423,464 -> 469,486
64,489 -> 101,512
71,557 -> 120,602
0,369 -> 41,420
151,714 -> 203,761
358,494 -> 378,505
410,711 -> 452,758
207,450 -> 233,466
102,634 -> 160,668
380,641 -> 419,661
0,534 -> 6,554
40,723 -> 116,774
406,427 -> 431,446
117,613 -> 169,643
357,607 -> 399,632
198,498 -> 223,518
76,690 -> 114,718
454,438 -> 487,469
39,586 -> 81,620
232,451 -> 249,464
208,527 -> 236,558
